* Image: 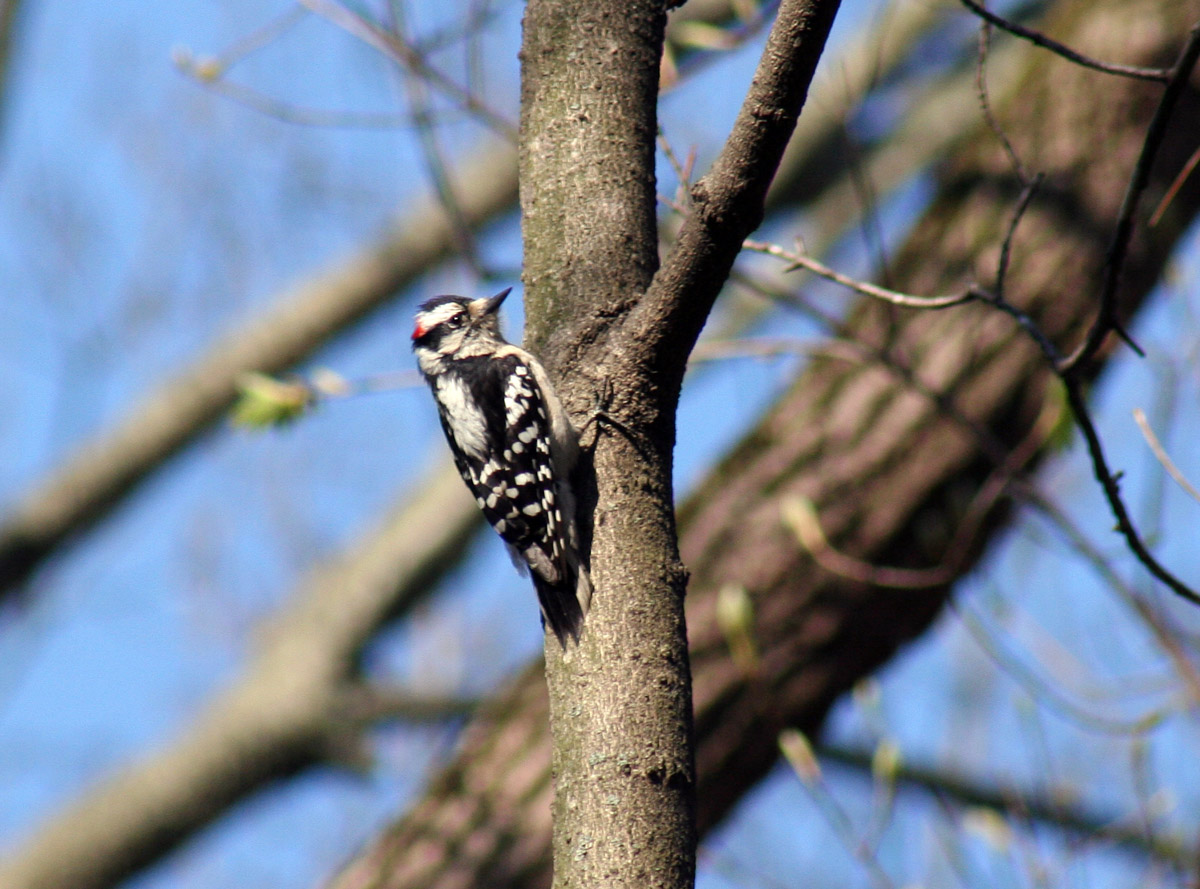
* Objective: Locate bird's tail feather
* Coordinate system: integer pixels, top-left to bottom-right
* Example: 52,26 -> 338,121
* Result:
533,567 -> 590,648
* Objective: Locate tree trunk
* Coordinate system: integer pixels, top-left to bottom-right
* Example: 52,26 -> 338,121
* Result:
519,2 -> 696,887
327,0 -> 1200,885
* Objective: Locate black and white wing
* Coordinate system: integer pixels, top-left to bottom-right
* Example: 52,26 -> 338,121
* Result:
433,353 -> 586,643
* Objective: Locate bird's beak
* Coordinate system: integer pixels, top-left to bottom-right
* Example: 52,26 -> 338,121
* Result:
482,287 -> 512,315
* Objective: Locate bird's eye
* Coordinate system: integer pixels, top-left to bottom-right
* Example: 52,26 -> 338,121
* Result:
446,313 -> 465,329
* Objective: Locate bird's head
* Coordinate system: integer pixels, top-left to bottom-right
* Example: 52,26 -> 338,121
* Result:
411,288 -> 511,364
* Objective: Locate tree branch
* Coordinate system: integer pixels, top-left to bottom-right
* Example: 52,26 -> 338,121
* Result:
0,0 -> 790,605
519,1 -> 695,885
0,146 -> 517,598
636,0 -> 843,380
815,744 -> 1197,868
959,0 -> 1171,82
0,464 -> 480,889
0,7 -> 966,885
1060,21 -> 1200,372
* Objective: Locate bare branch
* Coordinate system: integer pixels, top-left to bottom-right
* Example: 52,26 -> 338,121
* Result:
517,0 -> 704,883
297,0 -> 517,140
1149,143 -> 1200,226
337,685 -> 480,724
1060,22 -> 1200,372
951,599 -> 1171,735
756,183 -> 1200,608
638,0 -> 843,372
744,238 -> 975,308
974,17 -> 1029,184
782,494 -> 962,588
1133,408 -> 1200,504
177,67 -> 424,129
688,336 -> 823,363
778,732 -> 896,889
388,0 -> 487,276
993,173 -> 1043,300
0,464 -> 481,889
959,0 -> 1172,82
817,743 -> 1198,868
780,387 -> 1064,591
744,42 -> 1200,607
1021,491 -> 1200,704
1061,376 -> 1200,605
326,4 -> 1200,882
0,146 -> 518,598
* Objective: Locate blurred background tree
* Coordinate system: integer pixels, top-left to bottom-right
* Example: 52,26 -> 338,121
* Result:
0,0 -> 1199,887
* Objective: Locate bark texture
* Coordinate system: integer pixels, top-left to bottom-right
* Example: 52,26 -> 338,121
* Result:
518,1 -> 840,886
328,0 -> 1200,886
520,3 -> 693,887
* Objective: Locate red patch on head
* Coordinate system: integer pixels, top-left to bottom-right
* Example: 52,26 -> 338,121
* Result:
411,321 -> 428,340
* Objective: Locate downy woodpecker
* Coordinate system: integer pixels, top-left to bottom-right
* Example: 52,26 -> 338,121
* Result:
411,288 -> 591,646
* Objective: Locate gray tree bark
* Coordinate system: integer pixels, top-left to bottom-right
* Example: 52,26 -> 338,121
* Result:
519,2 -> 695,886
517,0 -> 841,885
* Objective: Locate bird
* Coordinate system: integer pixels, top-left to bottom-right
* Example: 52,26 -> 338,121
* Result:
411,287 -> 592,646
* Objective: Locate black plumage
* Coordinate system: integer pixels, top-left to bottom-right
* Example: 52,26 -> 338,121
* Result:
432,354 -> 583,644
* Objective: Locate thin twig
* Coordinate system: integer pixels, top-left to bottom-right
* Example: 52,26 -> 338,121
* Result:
1149,144 -> 1200,227
748,202 -> 1199,606
974,17 -> 1029,183
1000,293 -> 1200,605
180,70 -> 422,128
746,225 -> 1200,607
780,387 -> 1064,592
689,337 -> 823,363
736,269 -> 1021,468
959,0 -> 1171,83
952,597 -> 1171,735
657,126 -> 696,211
961,55 -> 1200,609
192,4 -> 310,71
412,0 -> 509,55
1060,23 -> 1200,373
640,0 -> 842,369
994,173 -> 1043,300
817,743 -> 1198,868
656,191 -> 690,217
389,0 -> 487,276
337,685 -> 479,723
782,495 -> 961,589
730,269 -> 844,333
1133,408 -> 1200,504
779,731 -> 898,889
1063,380 -> 1200,605
298,0 -> 518,141
744,238 -> 976,308
1021,490 -> 1200,707
840,124 -> 893,287
463,0 -> 489,98
176,6 -> 436,130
